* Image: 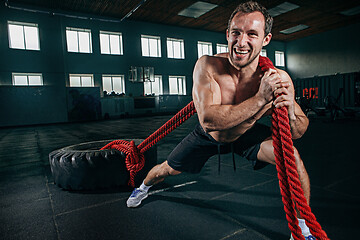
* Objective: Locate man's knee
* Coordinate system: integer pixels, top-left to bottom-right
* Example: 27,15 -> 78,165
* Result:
159,161 -> 181,176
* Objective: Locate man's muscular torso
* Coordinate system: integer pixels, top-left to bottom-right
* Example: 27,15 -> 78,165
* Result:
193,54 -> 273,143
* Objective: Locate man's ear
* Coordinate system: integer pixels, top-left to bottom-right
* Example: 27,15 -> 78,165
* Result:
263,33 -> 272,47
226,29 -> 229,41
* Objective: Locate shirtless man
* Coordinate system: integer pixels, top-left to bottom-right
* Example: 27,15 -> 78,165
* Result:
127,1 -> 314,239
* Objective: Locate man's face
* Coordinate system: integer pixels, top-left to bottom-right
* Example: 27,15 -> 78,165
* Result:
227,11 -> 271,69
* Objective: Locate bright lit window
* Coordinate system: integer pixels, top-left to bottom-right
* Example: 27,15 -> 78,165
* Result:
144,75 -> 163,95
100,31 -> 123,55
66,27 -> 92,53
261,49 -> 267,57
216,44 -> 228,54
169,76 -> 186,95
141,35 -> 161,57
197,41 -> 213,58
69,74 -> 94,87
275,51 -> 285,67
102,75 -> 125,94
167,38 -> 185,59
8,21 -> 40,50
12,73 -> 43,86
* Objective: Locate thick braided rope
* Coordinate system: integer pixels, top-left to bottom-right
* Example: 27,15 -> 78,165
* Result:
277,106 -> 329,239
272,109 -> 303,238
101,102 -> 196,187
138,101 -> 196,153
259,56 -> 329,240
101,140 -> 145,187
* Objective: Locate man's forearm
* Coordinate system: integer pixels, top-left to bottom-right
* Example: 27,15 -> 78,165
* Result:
200,95 -> 267,132
289,114 -> 309,139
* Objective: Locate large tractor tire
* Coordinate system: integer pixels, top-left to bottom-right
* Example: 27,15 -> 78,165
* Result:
49,139 -> 157,190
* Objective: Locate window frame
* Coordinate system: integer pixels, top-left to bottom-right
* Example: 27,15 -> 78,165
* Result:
12,73 -> 43,86
102,74 -> 125,95
69,74 -> 94,87
166,38 -> 185,59
216,43 -> 228,54
141,34 -> 161,58
144,75 -> 163,96
275,51 -> 285,67
197,41 -> 213,58
99,31 -> 123,55
8,21 -> 40,51
66,27 -> 93,53
168,76 -> 186,95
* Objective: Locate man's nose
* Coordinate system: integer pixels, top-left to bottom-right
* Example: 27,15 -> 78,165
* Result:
237,35 -> 248,47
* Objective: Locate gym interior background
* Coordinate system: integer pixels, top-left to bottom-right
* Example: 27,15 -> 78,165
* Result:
1,0 -> 359,240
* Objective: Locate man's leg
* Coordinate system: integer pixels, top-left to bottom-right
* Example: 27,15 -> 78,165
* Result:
257,139 -> 313,238
144,160 -> 182,186
126,161 -> 181,208
257,139 -> 310,204
127,124 -> 217,208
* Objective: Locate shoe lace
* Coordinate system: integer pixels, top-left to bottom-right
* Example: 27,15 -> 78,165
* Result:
130,189 -> 141,198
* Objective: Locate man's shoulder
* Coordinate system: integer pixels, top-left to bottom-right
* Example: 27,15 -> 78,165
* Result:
275,68 -> 291,80
197,54 -> 230,71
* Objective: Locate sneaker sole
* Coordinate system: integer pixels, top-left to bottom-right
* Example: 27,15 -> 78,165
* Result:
127,194 -> 148,208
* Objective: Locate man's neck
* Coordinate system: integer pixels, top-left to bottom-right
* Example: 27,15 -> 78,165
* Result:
229,57 -> 261,82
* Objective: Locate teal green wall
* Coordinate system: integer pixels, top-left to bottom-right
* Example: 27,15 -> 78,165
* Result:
0,3 -> 285,126
286,23 -> 360,79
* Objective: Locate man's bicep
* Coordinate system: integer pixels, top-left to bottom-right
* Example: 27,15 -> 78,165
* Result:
192,58 -> 220,112
193,76 -> 218,112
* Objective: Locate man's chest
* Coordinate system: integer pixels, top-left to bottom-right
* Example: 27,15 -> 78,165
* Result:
217,78 -> 260,105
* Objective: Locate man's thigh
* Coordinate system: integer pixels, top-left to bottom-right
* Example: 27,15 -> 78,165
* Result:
167,125 -> 218,173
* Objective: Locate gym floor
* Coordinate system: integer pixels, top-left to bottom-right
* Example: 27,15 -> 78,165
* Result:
0,114 -> 359,240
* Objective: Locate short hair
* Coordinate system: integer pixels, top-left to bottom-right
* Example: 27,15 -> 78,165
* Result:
227,1 -> 273,36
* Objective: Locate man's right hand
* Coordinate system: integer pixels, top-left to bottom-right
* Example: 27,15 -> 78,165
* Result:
256,69 -> 289,103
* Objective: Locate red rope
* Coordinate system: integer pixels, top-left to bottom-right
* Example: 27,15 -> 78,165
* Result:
259,56 -> 329,240
101,56 -> 328,239
101,101 -> 196,187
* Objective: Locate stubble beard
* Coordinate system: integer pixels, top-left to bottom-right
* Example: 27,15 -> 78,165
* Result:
230,48 -> 261,69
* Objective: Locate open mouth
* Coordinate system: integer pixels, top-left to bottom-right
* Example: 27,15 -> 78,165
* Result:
234,48 -> 250,57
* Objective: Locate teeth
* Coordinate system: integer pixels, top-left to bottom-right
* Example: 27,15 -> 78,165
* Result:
235,49 -> 248,54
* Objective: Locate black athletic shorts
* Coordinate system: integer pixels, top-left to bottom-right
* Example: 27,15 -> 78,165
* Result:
167,123 -> 271,173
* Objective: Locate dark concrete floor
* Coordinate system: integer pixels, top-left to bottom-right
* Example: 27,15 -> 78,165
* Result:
0,114 -> 359,240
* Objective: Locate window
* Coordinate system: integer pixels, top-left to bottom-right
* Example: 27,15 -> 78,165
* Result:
144,75 -> 163,95
216,44 -> 228,54
8,21 -> 40,50
102,75 -> 125,94
275,51 -> 285,67
12,73 -> 43,86
69,74 -> 94,87
141,35 -> 161,57
66,27 -> 92,53
167,38 -> 185,59
260,49 -> 267,57
197,41 -> 213,58
169,76 -> 186,95
100,31 -> 123,55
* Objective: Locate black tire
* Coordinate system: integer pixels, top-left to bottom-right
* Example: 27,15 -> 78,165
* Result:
49,139 -> 157,190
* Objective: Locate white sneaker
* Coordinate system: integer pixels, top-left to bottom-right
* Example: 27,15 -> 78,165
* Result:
126,188 -> 148,208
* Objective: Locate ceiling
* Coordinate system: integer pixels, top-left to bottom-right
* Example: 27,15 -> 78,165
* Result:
6,0 -> 360,41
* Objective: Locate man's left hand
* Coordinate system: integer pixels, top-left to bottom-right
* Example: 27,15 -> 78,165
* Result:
273,82 -> 296,120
